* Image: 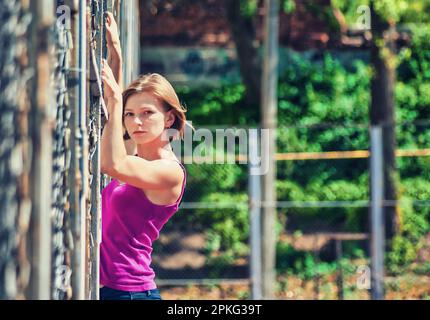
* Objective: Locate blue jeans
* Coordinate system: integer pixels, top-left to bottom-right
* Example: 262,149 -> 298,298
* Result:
100,286 -> 162,300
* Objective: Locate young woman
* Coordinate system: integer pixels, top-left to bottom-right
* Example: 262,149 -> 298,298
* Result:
99,12 -> 188,300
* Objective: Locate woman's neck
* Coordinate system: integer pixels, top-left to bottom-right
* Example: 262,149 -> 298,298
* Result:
136,140 -> 175,161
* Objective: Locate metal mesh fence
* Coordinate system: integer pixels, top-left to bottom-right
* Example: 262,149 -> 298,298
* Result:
0,0 -> 139,300
151,123 -> 430,300
50,0 -> 74,299
1,0 -> 429,301
0,0 -> 33,300
153,128 -> 251,286
87,0 -> 106,300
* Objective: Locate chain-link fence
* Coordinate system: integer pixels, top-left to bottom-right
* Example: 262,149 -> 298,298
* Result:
2,0 -> 429,301
51,0 -> 74,300
0,0 -> 33,300
0,0 -> 140,300
151,123 -> 430,300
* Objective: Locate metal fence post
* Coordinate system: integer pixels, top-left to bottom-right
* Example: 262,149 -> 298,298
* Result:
0,0 -> 33,300
120,0 -> 140,87
370,125 -> 385,300
69,0 -> 87,300
260,0 -> 279,300
28,0 -> 55,300
88,0 -> 106,300
248,130 -> 262,300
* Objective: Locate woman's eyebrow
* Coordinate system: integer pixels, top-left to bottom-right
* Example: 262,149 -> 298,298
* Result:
124,106 -> 154,112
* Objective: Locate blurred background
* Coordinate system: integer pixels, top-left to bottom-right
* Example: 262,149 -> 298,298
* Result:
1,0 -> 430,300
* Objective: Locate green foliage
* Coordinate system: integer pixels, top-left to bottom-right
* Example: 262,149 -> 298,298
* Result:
196,193 -> 249,255
387,235 -> 419,274
397,1 -> 430,24
373,0 -> 408,23
238,0 -> 296,17
386,178 -> 430,274
177,84 -> 257,126
397,25 -> 430,108
332,0 -> 369,24
412,261 -> 430,275
276,242 -> 338,280
385,25 -> 430,271
332,0 -> 430,25
174,27 -> 430,273
276,180 -> 308,201
278,53 -> 371,128
185,163 -> 244,199
282,0 -> 296,14
276,241 -> 306,274
240,0 -> 258,18
206,253 -> 236,278
312,179 -> 367,201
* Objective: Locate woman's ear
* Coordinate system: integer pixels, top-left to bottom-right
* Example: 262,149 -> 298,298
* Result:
165,110 -> 176,129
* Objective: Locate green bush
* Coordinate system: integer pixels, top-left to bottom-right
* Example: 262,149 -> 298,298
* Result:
386,178 -> 430,274
173,35 -> 430,272
276,241 -> 338,280
195,193 -> 249,256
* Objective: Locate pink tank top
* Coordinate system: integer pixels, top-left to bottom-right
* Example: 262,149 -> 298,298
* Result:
100,160 -> 186,291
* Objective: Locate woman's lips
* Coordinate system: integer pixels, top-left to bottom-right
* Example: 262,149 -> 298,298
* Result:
133,131 -> 146,135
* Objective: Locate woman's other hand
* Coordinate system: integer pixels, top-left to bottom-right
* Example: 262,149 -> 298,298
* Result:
105,12 -> 120,47
101,59 -> 122,105
105,11 -> 123,90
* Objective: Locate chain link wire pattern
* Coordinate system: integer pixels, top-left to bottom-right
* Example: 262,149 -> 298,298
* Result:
0,0 -> 33,300
50,0 -> 74,300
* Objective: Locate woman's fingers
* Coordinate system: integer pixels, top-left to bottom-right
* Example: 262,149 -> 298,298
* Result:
105,12 -> 116,32
106,11 -> 114,21
101,62 -> 112,83
105,24 -> 113,39
101,59 -> 121,100
105,11 -> 113,25
104,11 -> 120,45
102,59 -> 114,77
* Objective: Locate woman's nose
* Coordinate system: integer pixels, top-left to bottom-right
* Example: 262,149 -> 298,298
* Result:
133,116 -> 143,125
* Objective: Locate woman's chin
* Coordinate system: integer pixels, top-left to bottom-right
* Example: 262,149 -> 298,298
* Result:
131,134 -> 156,144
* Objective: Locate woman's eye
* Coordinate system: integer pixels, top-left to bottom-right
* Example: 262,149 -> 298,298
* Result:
125,111 -> 153,116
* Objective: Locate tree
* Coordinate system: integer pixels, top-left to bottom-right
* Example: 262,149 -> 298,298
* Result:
222,0 -> 296,114
330,0 -> 430,241
222,0 -> 262,110
369,0 -> 398,240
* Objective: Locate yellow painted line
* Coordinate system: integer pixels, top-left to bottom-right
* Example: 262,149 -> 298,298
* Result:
180,149 -> 430,163
396,149 -> 430,157
275,150 -> 369,160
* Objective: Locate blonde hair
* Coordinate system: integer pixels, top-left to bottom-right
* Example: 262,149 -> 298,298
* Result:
122,73 -> 189,141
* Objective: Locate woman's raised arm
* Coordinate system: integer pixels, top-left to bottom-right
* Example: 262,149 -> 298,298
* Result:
105,12 -> 123,91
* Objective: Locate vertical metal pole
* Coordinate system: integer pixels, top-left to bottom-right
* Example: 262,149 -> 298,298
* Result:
133,0 -> 140,78
260,0 -> 279,299
313,236 -> 321,300
248,131 -> 262,300
69,0 -> 87,300
78,0 -> 88,301
335,240 -> 344,300
28,0 -> 55,300
370,125 -> 385,300
84,0 -> 92,300
119,0 -> 128,86
120,0 -> 140,87
89,0 -> 106,300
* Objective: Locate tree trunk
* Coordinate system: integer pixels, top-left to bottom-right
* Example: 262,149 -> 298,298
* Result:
370,3 -> 399,240
222,0 -> 261,112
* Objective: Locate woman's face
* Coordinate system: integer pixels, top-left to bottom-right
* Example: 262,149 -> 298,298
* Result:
123,92 -> 175,145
